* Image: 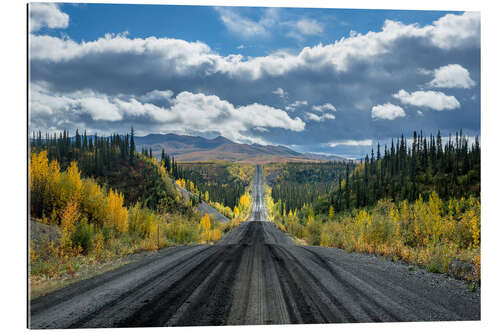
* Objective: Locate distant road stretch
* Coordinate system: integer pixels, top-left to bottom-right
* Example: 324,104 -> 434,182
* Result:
30,166 -> 480,328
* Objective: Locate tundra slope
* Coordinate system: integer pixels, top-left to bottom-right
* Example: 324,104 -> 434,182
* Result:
29,166 -> 480,328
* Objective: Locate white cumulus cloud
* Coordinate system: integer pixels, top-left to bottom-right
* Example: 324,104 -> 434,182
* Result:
30,12 -> 480,80
138,89 -> 174,104
329,139 -> 373,147
430,12 -> 480,50
215,7 -> 276,38
30,83 -> 305,144
29,3 -> 69,32
286,19 -> 324,40
312,103 -> 336,113
296,19 -> 323,35
285,100 -> 308,111
371,103 -> 406,120
393,89 -> 460,110
28,10 -> 480,146
272,87 -> 287,99
305,112 -> 335,122
80,97 -> 123,122
429,64 -> 476,89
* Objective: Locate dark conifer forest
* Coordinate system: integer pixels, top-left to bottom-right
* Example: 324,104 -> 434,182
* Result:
324,130 -> 480,214
267,130 -> 480,216
30,128 -> 181,212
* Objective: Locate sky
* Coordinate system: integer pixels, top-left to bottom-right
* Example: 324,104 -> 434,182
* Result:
28,2 -> 480,158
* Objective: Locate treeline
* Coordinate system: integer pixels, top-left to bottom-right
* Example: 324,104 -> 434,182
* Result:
267,162 -> 348,213
30,129 -> 179,212
324,130 -> 480,214
30,128 -> 251,217
31,129 -> 136,175
139,147 -> 183,180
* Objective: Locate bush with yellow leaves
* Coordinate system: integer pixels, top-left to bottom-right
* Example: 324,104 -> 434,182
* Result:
317,192 -> 480,280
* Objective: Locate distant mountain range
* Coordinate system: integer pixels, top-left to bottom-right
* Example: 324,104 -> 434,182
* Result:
134,133 -> 346,163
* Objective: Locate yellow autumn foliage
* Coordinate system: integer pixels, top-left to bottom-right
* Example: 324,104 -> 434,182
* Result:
200,213 -> 211,231
328,206 -> 335,220
210,229 -> 222,242
60,201 -> 80,249
30,151 -> 129,233
199,213 -> 211,244
106,188 -> 128,233
317,193 -> 480,279
30,150 -> 236,284
239,192 -> 250,208
30,151 -> 61,217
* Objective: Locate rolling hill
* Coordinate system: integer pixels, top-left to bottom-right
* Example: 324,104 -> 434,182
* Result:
134,133 -> 345,163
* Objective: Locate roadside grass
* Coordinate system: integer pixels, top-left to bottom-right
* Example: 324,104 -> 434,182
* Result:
30,255 -> 136,300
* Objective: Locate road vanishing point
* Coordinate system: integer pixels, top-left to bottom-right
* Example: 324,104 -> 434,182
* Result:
30,166 -> 480,328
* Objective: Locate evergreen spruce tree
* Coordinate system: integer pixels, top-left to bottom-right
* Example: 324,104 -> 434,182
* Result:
129,127 -> 135,161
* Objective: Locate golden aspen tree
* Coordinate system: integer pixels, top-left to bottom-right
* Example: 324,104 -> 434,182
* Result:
60,201 -> 80,250
210,229 -> 222,242
47,159 -> 61,211
159,163 -> 167,178
30,151 -> 49,194
106,189 -> 128,233
200,213 -> 211,230
94,231 -> 105,260
328,206 -> 335,220
199,213 -> 211,243
66,161 -> 83,205
239,192 -> 250,208
428,192 -> 443,245
30,151 -> 66,219
224,206 -> 232,218
29,151 -> 43,213
471,201 -> 481,249
80,179 -> 107,225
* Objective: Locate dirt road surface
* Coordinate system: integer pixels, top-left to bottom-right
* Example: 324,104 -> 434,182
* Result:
29,166 -> 480,328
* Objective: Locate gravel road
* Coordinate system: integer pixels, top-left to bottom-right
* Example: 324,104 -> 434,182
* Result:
29,166 -> 480,328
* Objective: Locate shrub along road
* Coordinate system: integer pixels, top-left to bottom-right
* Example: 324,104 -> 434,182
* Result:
29,166 -> 480,328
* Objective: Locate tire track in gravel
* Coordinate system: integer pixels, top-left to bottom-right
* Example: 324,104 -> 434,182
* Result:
29,165 -> 480,328
296,246 -> 404,322
30,245 -> 203,316
74,246 -> 223,328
